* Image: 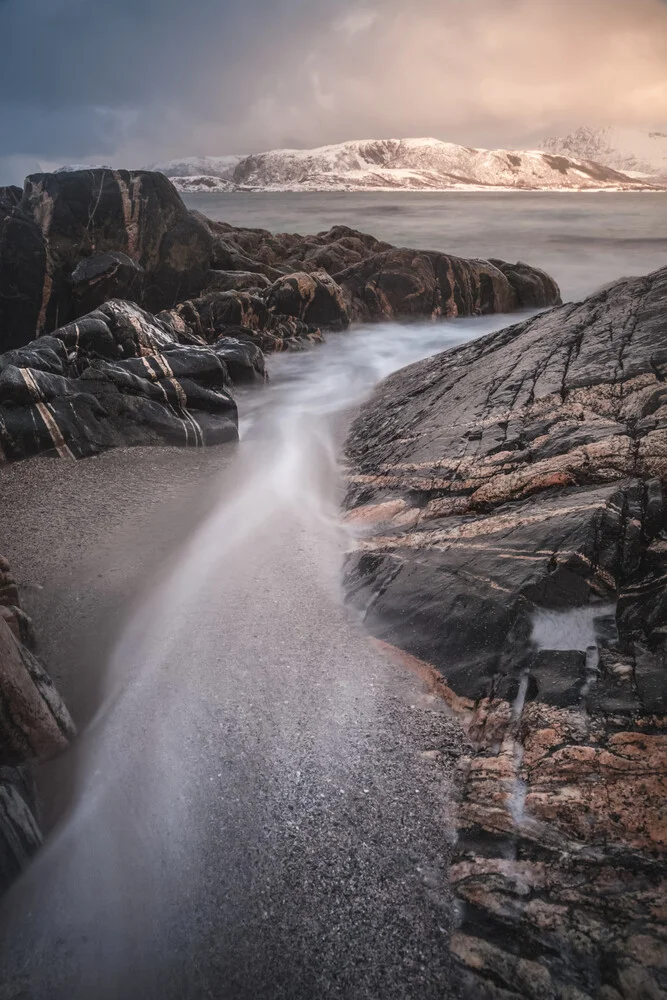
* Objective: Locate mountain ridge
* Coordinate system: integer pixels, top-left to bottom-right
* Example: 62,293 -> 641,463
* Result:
148,137 -> 665,193
539,125 -> 667,178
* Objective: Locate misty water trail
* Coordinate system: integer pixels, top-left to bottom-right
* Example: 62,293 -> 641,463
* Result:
0,313 -> 523,1000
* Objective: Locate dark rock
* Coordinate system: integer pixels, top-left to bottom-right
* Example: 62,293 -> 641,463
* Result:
0,615 -> 74,767
266,271 -> 349,330
2,169 -> 212,347
0,557 -> 72,895
0,197 -> 48,351
0,766 -> 41,896
489,259 -> 561,308
334,248 -> 555,323
0,186 -> 22,209
0,299 -> 239,463
343,265 -> 667,999
203,270 -> 271,294
213,336 -> 266,383
163,291 -> 324,353
71,251 -> 144,316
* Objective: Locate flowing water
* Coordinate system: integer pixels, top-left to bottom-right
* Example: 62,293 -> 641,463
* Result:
2,192 -> 665,998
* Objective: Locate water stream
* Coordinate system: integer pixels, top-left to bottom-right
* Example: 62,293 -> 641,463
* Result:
0,313 -> 519,1000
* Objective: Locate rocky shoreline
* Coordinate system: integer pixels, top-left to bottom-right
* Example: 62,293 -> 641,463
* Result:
344,266 -> 667,998
2,166 -> 663,999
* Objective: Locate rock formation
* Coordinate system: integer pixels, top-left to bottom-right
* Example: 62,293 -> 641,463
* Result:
0,556 -> 75,893
0,170 -> 561,358
344,266 -> 667,999
0,169 -> 560,463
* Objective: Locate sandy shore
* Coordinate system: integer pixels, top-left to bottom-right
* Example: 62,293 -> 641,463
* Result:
0,446 -> 236,724
0,434 -> 464,1000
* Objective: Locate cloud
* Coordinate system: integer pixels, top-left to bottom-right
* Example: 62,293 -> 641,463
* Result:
1,0 -> 666,183
335,8 -> 379,37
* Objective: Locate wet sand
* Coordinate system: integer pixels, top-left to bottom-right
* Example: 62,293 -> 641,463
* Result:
0,446 -> 236,724
0,437 -> 464,1000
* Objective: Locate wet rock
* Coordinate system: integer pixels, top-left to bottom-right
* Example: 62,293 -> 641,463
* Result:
489,259 -> 561,308
344,265 -> 667,998
163,291 -> 324,353
2,169 -> 212,346
0,299 -> 239,463
0,615 -> 74,767
0,557 -> 73,895
203,270 -> 272,294
0,766 -> 41,895
71,251 -> 144,316
2,170 -> 560,357
334,249 -> 553,323
265,271 -> 349,330
0,196 -> 48,352
213,336 -> 266,383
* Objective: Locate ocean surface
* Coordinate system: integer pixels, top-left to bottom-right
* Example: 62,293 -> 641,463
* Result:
184,190 -> 667,302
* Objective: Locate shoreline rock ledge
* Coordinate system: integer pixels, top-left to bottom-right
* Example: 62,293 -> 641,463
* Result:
1,168 -> 560,463
343,266 -> 667,999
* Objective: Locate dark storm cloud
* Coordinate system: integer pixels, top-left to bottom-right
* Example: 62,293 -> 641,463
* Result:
1,0 -> 666,183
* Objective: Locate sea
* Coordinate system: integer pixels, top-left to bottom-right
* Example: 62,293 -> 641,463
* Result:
183,190 -> 667,302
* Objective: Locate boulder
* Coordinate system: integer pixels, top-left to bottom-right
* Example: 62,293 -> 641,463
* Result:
0,300 -> 239,463
344,265 -> 667,999
0,766 -> 41,895
203,270 -> 271,294
0,615 -> 74,767
163,291 -> 324,353
71,251 -> 144,316
1,169 -> 213,349
265,271 -> 349,330
0,196 -> 48,351
334,248 -> 556,323
0,556 -> 73,895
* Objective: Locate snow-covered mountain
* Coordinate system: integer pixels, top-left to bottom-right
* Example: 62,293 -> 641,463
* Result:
150,138 -> 664,193
540,127 -> 667,178
148,155 -> 244,188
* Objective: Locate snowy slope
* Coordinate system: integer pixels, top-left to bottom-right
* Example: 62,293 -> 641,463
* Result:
160,138 -> 663,193
540,127 -> 667,178
149,155 -> 245,181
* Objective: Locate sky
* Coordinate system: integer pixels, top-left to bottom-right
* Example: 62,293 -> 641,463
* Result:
1,0 -> 666,183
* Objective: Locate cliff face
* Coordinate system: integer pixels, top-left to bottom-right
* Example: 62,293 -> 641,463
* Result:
344,267 -> 667,999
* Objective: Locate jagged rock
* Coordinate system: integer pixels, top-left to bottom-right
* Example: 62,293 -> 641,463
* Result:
163,291 -> 324,353
71,251 -> 145,316
2,171 -> 561,358
0,557 -> 72,895
0,186 -> 22,209
0,766 -> 41,895
334,248 -> 557,323
489,259 -> 561,308
265,271 -> 349,330
0,615 -> 74,767
0,195 -> 48,352
0,169 -> 213,350
0,300 -> 239,463
213,336 -> 266,383
203,270 -> 272,294
344,266 -> 667,999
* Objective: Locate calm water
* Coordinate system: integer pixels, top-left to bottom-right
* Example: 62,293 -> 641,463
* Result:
184,191 -> 666,302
